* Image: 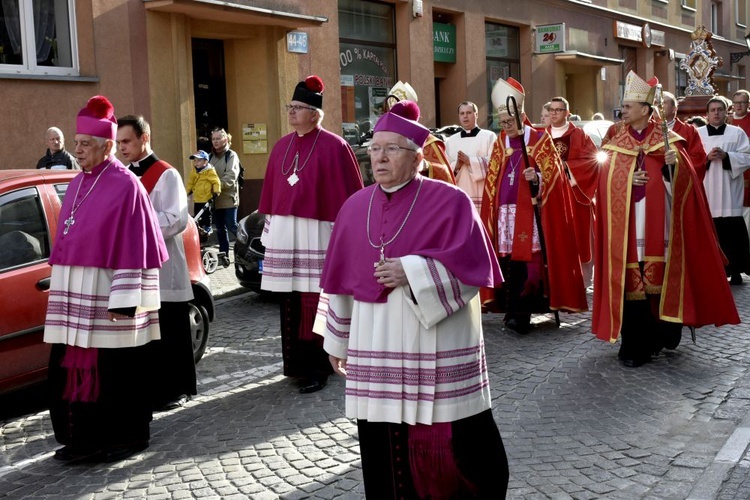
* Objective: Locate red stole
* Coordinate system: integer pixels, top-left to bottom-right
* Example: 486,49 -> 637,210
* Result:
140,160 -> 172,194
549,124 -> 600,263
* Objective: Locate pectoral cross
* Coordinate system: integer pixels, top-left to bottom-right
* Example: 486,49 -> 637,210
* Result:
287,172 -> 299,186
509,169 -> 515,186
63,215 -> 75,235
374,243 -> 386,268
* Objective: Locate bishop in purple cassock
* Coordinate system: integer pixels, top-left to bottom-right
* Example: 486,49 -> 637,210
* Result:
315,100 -> 509,499
44,96 -> 167,463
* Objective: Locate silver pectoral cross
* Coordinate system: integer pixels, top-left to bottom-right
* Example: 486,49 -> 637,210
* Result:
287,172 -> 299,186
374,243 -> 386,268
509,169 -> 515,186
63,215 -> 75,235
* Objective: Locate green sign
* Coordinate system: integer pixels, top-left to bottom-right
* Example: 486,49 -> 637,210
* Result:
534,23 -> 565,54
433,23 -> 456,63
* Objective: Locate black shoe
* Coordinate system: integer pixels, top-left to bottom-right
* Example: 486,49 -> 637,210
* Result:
731,274 -> 743,285
154,395 -> 189,412
53,446 -> 102,463
506,318 -> 530,334
220,255 -> 231,268
101,442 -> 148,463
299,378 -> 327,394
622,357 -> 648,368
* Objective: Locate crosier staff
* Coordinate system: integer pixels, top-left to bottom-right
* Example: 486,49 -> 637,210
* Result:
506,94 -> 549,293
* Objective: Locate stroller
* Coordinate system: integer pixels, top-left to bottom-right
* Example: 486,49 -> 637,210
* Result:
193,199 -> 228,274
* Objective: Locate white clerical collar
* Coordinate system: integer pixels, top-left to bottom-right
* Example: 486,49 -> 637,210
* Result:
667,119 -> 676,130
131,151 -> 153,168
735,113 -> 748,120
380,178 -> 412,193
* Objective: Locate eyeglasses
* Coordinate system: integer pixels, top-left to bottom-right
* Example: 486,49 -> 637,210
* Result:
548,108 -> 567,113
285,104 -> 317,112
367,144 -> 417,156
733,101 -> 749,105
498,118 -> 517,127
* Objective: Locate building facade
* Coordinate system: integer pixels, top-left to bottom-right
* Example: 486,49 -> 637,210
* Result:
2,0 -> 748,214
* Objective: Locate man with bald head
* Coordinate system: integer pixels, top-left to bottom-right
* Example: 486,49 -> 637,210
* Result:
37,126 -> 79,170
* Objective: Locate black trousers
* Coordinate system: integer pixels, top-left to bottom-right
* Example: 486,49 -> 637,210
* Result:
148,301 -> 197,406
48,343 -> 152,452
714,216 -> 750,276
358,410 -> 509,499
279,292 -> 333,380
620,296 -> 683,362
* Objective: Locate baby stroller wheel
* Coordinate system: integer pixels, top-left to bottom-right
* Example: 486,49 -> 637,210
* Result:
202,248 -> 219,274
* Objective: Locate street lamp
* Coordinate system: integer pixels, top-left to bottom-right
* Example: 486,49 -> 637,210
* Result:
730,31 -> 750,65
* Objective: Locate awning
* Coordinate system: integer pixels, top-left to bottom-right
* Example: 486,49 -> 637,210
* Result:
144,0 -> 328,28
554,51 -> 624,66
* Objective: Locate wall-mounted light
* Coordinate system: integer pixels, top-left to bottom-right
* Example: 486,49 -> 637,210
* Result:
730,31 -> 750,66
413,0 -> 423,18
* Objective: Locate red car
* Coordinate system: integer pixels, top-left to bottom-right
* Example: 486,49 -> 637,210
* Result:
0,169 -> 214,395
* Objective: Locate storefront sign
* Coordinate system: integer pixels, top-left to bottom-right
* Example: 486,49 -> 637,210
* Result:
613,21 -> 665,48
286,31 -> 308,54
534,24 -> 566,54
433,23 -> 456,63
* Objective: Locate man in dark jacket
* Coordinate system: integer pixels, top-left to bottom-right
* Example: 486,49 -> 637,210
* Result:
36,127 -> 79,170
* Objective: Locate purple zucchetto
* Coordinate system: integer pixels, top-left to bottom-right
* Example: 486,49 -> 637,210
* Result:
76,95 -> 117,140
373,100 -> 430,148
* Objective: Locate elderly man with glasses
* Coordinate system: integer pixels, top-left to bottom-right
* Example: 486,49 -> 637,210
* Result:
316,99 -> 508,499
480,78 -> 587,335
258,75 -> 363,394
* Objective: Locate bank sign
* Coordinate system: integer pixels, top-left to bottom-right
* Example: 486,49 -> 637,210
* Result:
433,23 -> 456,63
535,23 -> 566,54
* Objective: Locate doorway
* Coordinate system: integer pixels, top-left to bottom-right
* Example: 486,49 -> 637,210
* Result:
192,38 -> 228,150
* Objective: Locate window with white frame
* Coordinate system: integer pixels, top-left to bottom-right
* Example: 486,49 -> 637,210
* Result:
737,0 -> 747,27
711,1 -> 721,35
681,0 -> 697,9
0,0 -> 77,75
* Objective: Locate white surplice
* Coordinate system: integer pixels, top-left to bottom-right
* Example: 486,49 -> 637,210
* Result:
315,255 -> 492,426
699,124 -> 750,217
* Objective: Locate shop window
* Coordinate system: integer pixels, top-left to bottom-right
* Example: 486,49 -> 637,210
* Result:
0,0 -> 77,76
338,0 -> 396,146
485,22 -> 520,131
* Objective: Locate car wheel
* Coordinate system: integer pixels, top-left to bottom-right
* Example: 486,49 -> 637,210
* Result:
188,301 -> 209,364
202,249 -> 219,274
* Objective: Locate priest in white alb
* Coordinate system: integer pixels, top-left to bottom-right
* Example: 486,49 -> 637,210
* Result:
698,96 -> 750,285
315,100 -> 509,499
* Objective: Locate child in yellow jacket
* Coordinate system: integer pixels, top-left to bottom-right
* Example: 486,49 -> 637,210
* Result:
186,150 -> 221,233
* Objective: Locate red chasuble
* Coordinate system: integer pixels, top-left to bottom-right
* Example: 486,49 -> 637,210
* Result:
672,119 -> 708,181
423,135 -> 457,185
593,123 -> 740,343
548,123 -> 600,263
480,127 -> 588,313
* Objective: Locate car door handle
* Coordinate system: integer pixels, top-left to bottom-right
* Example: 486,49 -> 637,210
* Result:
36,277 -> 51,291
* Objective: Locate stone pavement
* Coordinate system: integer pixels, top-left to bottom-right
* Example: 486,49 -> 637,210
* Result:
3,267 -> 750,499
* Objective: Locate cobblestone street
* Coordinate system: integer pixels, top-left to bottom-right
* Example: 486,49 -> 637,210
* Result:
3,267 -> 750,499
